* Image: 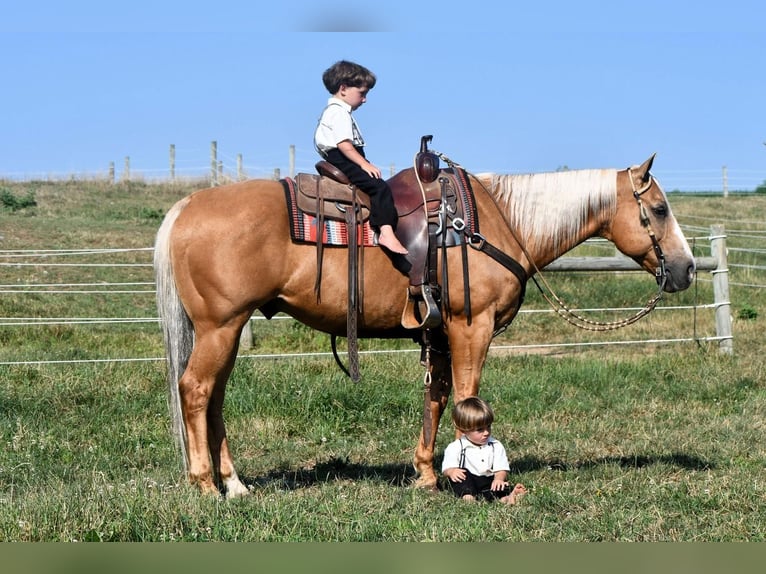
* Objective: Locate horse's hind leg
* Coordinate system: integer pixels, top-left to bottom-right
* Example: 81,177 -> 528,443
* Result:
180,324 -> 248,497
207,373 -> 249,498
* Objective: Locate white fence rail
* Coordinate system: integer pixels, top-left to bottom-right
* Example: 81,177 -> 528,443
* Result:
0,226 -> 745,366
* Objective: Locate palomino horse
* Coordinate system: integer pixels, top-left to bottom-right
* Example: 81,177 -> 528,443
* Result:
154,154 -> 695,498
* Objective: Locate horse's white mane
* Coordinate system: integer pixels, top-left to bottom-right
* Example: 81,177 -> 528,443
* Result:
483,169 -> 618,256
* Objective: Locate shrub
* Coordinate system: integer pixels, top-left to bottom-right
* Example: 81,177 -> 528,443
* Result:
138,207 -> 165,221
737,305 -> 758,320
0,187 -> 37,211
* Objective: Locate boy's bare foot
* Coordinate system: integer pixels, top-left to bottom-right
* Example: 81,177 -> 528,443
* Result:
377,226 -> 408,254
500,483 -> 528,505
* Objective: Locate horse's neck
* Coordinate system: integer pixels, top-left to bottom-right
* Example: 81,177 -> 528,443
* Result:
486,170 -> 617,266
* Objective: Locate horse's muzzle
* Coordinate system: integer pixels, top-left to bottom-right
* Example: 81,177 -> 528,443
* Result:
663,260 -> 695,293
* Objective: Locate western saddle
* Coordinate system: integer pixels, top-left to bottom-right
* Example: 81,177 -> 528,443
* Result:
293,136 -> 479,380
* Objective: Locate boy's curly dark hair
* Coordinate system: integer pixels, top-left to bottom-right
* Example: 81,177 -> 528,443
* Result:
322,60 -> 377,94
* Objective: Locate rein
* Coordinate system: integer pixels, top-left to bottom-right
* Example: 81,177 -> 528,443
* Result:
527,167 -> 667,331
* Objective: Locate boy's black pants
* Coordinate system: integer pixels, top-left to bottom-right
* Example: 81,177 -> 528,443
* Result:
322,147 -> 398,231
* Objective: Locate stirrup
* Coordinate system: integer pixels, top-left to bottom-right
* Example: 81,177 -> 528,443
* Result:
401,285 -> 441,329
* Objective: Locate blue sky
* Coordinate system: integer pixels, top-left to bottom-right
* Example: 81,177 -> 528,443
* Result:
1,1 -> 764,190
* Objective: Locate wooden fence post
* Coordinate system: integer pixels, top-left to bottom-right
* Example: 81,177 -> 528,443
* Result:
122,157 -> 130,182
710,224 -> 733,354
239,318 -> 253,349
210,141 -> 218,186
169,144 -> 176,181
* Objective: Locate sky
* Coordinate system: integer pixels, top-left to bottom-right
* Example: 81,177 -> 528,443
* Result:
1,1 -> 764,191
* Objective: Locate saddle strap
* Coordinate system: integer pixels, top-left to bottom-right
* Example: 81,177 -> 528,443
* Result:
438,177 -> 450,314
314,177 -> 325,300
452,171 -> 473,325
460,238 -> 471,325
468,233 -> 528,307
435,170 -> 474,325
345,191 -> 361,382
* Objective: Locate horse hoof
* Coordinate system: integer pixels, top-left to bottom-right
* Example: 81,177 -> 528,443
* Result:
197,483 -> 222,498
223,473 -> 250,500
412,475 -> 438,492
224,480 -> 251,500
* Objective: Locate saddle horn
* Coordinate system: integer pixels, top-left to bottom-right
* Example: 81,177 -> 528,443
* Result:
415,134 -> 440,183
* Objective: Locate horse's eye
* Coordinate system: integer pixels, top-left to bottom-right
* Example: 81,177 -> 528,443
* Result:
652,204 -> 668,218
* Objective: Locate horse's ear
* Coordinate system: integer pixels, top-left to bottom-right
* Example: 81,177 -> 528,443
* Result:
636,153 -> 657,182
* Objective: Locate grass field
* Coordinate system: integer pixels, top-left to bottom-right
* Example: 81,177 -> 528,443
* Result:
1,178 -> 765,541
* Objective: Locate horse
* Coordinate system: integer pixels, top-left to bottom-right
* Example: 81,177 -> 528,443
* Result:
153,153 -> 695,498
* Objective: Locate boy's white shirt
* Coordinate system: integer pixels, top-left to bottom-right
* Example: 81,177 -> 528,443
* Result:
314,97 -> 365,155
441,435 -> 510,477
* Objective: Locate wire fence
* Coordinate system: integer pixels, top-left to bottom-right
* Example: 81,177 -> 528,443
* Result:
1,142 -> 764,193
1,225 -> 762,367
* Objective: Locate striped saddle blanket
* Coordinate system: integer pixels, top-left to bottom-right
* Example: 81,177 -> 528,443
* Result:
281,177 -> 376,246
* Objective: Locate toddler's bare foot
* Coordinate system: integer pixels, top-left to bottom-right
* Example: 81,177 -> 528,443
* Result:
461,494 -> 477,502
500,483 -> 528,505
378,226 -> 408,254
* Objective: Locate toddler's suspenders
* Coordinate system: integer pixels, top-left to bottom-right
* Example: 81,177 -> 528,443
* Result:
458,437 -> 495,470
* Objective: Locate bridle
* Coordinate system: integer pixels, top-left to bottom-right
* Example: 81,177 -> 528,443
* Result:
630,169 -> 668,291
511,165 -> 669,332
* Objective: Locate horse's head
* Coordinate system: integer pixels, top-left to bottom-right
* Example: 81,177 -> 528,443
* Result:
606,154 -> 695,293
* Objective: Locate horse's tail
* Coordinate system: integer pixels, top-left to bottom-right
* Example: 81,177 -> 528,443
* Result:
153,197 -> 193,472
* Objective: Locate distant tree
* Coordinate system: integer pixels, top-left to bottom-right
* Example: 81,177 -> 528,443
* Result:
756,180 -> 766,195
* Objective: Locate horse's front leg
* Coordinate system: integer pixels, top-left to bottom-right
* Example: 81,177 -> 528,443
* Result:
412,316 -> 494,489
447,315 -> 494,407
413,344 -> 452,490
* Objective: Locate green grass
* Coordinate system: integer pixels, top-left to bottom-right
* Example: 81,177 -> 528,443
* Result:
1,179 -> 765,541
2,352 -> 765,541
